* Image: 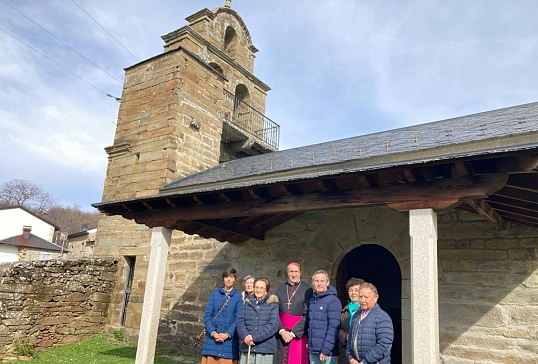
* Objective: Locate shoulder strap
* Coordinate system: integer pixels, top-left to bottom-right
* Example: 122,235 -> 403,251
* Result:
212,293 -> 231,321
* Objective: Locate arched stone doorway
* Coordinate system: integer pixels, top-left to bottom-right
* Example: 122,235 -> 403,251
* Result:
336,244 -> 402,364
306,207 -> 409,363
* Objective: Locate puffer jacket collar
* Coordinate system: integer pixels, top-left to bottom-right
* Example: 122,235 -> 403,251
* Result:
244,293 -> 279,306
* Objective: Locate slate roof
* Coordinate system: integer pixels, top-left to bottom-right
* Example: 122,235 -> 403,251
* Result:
162,101 -> 538,194
0,234 -> 64,252
68,228 -> 97,239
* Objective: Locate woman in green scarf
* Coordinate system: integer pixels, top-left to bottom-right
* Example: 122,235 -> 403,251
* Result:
338,278 -> 365,364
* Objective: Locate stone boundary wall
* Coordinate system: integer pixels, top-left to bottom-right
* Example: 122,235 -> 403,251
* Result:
0,258 -> 118,356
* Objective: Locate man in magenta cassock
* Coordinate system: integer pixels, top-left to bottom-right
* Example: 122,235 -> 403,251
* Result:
273,261 -> 313,364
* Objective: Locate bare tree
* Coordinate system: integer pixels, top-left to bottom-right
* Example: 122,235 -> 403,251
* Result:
47,205 -> 100,234
0,179 -> 99,233
0,179 -> 56,215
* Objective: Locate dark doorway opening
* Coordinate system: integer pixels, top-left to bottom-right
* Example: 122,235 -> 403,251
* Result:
336,244 -> 402,364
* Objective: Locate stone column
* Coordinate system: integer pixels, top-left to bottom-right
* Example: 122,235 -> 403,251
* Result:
409,209 -> 440,364
135,227 -> 172,364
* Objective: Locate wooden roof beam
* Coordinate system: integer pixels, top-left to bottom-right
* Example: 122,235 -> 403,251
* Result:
505,173 -> 538,193
466,198 -> 507,230
249,213 -> 303,230
172,221 -> 241,243
165,198 -> 176,208
245,188 -> 260,199
489,208 -> 538,225
197,219 -> 265,240
452,162 -> 470,177
124,173 -> 508,226
403,169 -> 416,182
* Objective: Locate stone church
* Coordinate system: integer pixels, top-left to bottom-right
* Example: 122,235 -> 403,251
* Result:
93,2 -> 538,364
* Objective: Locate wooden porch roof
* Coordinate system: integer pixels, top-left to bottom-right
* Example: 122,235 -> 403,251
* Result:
93,102 -> 538,243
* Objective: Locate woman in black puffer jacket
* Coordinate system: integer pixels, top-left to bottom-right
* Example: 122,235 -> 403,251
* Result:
237,277 -> 279,364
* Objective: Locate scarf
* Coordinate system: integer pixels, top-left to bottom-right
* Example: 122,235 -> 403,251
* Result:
348,302 -> 360,327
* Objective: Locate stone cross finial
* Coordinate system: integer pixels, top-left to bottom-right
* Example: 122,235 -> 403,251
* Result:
224,0 -> 231,8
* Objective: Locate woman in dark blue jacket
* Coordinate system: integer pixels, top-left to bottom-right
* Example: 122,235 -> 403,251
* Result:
237,277 -> 279,364
201,267 -> 244,364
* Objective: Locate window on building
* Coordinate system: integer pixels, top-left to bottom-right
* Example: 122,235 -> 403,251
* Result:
119,256 -> 136,326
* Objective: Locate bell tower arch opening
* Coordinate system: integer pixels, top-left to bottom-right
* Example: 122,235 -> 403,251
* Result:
336,244 -> 403,364
208,62 -> 224,77
234,83 -> 250,104
224,26 -> 238,59
232,84 -> 251,129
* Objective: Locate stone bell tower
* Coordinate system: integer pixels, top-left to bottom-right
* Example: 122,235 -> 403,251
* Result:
94,1 -> 278,340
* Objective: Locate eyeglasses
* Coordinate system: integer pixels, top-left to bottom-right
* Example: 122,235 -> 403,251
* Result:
348,289 -> 360,294
244,282 -> 254,286
254,287 -> 266,291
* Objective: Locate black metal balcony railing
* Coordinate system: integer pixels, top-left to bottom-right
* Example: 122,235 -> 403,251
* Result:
223,90 -> 280,149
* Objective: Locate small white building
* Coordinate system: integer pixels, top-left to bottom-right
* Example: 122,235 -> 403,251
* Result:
0,206 -> 62,262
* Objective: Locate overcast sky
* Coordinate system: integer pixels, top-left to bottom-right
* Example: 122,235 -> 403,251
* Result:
1,0 -> 537,211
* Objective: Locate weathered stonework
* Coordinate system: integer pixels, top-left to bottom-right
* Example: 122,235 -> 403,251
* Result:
17,248 -> 63,262
0,258 -> 118,356
95,5 -> 274,347
437,210 -> 538,364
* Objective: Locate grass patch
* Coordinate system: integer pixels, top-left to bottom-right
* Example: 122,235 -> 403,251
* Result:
10,334 -> 182,364
113,330 -> 124,342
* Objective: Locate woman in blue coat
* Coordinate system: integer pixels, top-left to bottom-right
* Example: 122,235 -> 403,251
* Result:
201,267 -> 244,364
237,277 -> 279,364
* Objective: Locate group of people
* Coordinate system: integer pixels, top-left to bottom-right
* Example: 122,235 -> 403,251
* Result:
200,262 -> 394,364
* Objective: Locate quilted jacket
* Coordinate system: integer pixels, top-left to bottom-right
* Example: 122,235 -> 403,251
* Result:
307,285 -> 342,356
237,294 -> 279,354
201,286 -> 243,359
346,303 -> 393,364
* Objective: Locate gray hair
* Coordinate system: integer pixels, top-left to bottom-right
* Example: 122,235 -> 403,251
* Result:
243,275 -> 256,285
311,270 -> 329,282
360,282 -> 378,295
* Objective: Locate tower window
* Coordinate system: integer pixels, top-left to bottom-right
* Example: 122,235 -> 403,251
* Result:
209,62 -> 224,76
224,26 -> 238,58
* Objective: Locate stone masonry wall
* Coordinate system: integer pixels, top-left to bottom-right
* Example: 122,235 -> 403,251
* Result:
0,258 -> 118,356
18,248 -> 63,262
103,48 -> 224,203
96,47 -> 227,339
437,210 -> 538,364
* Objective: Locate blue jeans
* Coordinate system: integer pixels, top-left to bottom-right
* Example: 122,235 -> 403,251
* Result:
309,353 -> 338,364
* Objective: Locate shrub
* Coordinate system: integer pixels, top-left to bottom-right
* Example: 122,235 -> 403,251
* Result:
13,333 -> 36,357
